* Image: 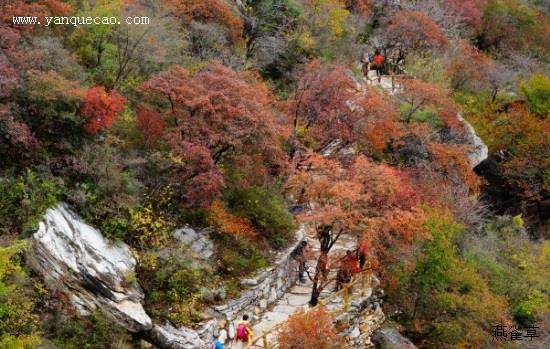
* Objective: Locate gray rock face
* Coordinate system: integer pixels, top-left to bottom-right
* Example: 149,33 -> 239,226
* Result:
152,323 -> 204,349
373,327 -> 417,349
457,113 -> 489,168
172,226 -> 214,260
28,204 -> 152,332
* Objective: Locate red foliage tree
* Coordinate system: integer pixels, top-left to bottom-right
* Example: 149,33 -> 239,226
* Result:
136,110 -> 165,147
443,0 -> 488,31
0,104 -> 37,164
354,85 -> 402,158
141,63 -> 289,206
397,79 -> 455,123
447,41 -> 510,101
80,86 -> 125,134
286,153 -> 424,304
170,142 -> 225,208
289,60 -> 358,147
385,11 -> 450,52
344,0 -> 372,16
428,142 -> 480,191
278,307 -> 342,349
164,0 -> 243,41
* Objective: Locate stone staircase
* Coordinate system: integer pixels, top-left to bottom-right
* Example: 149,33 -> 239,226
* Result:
230,226 -> 384,349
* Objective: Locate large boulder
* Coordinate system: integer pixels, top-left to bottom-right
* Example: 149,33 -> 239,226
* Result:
172,226 -> 214,260
27,203 -> 152,332
151,323 -> 204,349
373,327 -> 417,349
457,113 -> 488,168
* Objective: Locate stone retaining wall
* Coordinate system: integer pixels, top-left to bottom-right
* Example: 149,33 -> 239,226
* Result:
152,226 -> 306,348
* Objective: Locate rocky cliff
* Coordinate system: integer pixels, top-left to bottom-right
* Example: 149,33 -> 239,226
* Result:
27,204 -> 152,332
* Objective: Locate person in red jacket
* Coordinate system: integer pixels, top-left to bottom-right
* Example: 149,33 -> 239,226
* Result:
371,49 -> 384,82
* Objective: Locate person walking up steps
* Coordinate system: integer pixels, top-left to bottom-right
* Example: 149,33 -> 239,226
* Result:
371,49 -> 384,83
207,333 -> 225,349
233,314 -> 253,349
290,240 -> 308,283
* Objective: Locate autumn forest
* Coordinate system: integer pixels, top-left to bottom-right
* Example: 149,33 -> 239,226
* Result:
0,0 -> 549,348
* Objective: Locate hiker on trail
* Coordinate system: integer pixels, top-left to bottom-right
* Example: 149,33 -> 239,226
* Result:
361,51 -> 372,79
334,250 -> 360,291
233,314 -> 253,349
357,240 -> 367,269
371,49 -> 384,82
291,240 -> 308,283
318,252 -> 330,279
207,333 -> 225,349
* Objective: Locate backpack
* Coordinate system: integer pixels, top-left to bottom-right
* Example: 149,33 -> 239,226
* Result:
236,323 -> 249,341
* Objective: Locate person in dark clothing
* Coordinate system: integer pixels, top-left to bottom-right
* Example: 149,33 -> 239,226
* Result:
357,241 -> 367,269
371,49 -> 385,82
291,240 -> 308,283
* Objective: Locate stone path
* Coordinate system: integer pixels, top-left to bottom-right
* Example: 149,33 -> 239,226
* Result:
363,69 -> 401,94
231,71 -> 400,348
244,228 -> 358,347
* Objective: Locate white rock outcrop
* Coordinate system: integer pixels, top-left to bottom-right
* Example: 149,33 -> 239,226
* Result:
172,226 -> 214,260
457,114 -> 489,168
27,204 -> 152,332
152,323 -> 204,349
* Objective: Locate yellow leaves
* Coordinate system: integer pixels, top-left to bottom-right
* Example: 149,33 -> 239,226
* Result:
512,214 -> 524,227
296,32 -> 316,52
327,7 -> 349,38
307,0 -> 350,39
207,200 -> 257,237
167,292 -> 203,327
129,202 -> 174,247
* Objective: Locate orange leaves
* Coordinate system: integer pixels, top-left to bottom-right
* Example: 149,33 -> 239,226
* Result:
80,86 -> 125,134
428,143 -> 480,191
447,40 -> 496,91
289,60 -> 358,145
386,11 -> 450,52
344,0 -> 372,16
278,307 -> 343,349
136,110 -> 165,147
45,0 -> 73,16
398,79 -> 455,123
207,200 -> 257,238
164,0 -> 243,41
142,62 -> 289,189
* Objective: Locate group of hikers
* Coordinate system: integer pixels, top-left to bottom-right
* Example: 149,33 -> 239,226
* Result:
361,49 -> 385,82
206,239 -> 367,348
361,45 -> 407,82
290,239 -> 367,291
207,314 -> 253,349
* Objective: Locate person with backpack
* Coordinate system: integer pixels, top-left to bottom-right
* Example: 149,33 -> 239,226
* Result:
290,240 -> 308,283
233,314 -> 253,349
207,333 -> 225,349
371,49 -> 384,82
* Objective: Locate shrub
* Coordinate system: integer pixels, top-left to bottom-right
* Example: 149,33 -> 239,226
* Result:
138,250 -> 214,327
0,169 -> 61,236
213,232 -> 269,277
520,73 -> 550,118
224,186 -> 295,248
0,241 -> 41,347
51,311 -> 133,349
129,202 -> 174,247
278,307 -> 342,349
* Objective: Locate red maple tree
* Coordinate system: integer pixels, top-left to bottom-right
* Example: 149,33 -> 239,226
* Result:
136,110 -> 165,147
288,60 -> 358,147
164,0 -> 243,41
385,11 -> 450,52
80,86 -> 125,134
141,63 -> 289,206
